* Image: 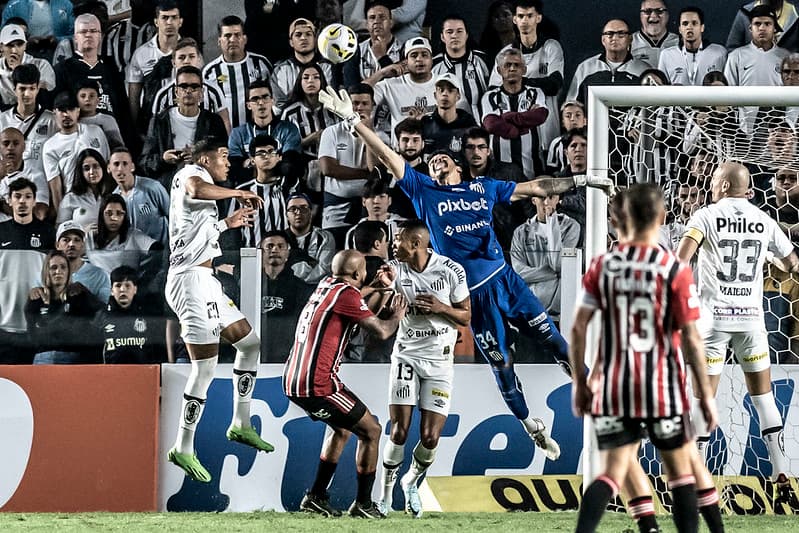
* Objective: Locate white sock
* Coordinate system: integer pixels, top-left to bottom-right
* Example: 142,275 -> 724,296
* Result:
175,356 -> 218,454
381,440 -> 404,505
751,390 -> 788,477
401,442 -> 436,489
231,330 -> 260,428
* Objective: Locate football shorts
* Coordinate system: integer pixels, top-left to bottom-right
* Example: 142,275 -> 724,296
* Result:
288,386 -> 368,430
388,352 -> 453,416
702,329 -> 770,376
594,413 -> 693,451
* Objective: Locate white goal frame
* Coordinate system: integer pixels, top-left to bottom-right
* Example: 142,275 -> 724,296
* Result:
581,85 -> 799,486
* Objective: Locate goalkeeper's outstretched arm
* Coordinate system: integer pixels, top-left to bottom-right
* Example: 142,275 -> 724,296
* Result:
510,174 -> 615,201
319,87 -> 406,180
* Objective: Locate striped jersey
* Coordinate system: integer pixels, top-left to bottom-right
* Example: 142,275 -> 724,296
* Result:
228,176 -> 298,247
151,80 -> 227,116
283,277 -> 374,397
270,56 -> 335,112
280,100 -> 338,157
580,243 -> 699,418
683,197 -> 794,332
202,52 -> 273,128
480,85 -> 546,179
432,50 -> 490,120
103,20 -> 157,73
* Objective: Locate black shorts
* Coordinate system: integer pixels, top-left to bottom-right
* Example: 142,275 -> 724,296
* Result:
288,387 -> 368,431
593,413 -> 694,451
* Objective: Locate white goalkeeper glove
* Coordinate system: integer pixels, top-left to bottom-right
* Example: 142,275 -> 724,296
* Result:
319,87 -> 361,129
572,174 -> 615,196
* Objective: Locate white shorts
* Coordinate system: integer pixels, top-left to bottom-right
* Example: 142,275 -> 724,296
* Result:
388,353 -> 453,416
702,328 -> 770,376
166,266 -> 245,345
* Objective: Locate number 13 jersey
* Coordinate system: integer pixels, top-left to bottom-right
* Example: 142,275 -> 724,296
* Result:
683,198 -> 793,332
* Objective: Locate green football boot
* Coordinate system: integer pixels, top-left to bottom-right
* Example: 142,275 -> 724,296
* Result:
226,425 -> 275,453
167,448 -> 212,483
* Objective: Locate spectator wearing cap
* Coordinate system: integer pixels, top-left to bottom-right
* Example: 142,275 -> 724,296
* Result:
0,127 -> 49,222
126,0 -> 182,129
285,192 -> 335,284
488,1 -> 565,151
270,18 -> 337,113
55,219 -> 111,303
0,177 -> 55,364
432,13 -> 490,121
77,78 -> 124,149
43,90 -> 109,214
109,146 -> 169,246
1,0 -> 74,60
139,65 -> 227,188
727,0 -> 799,52
373,36 -> 438,142
229,134 -> 300,248
317,83 -> 374,247
0,24 -> 56,106
481,47 -> 549,180
421,72 -> 477,155
343,0 -> 404,87
0,65 -> 57,194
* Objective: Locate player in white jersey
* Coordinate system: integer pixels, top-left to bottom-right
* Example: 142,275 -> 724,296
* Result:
377,220 -> 471,518
677,162 -> 799,501
165,138 -> 274,483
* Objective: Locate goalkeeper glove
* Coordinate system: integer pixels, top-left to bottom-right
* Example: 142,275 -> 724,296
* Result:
572,174 -> 615,196
319,87 -> 361,129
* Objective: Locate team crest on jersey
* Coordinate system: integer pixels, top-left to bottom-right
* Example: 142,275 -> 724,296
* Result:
415,96 -> 428,108
468,181 -> 485,194
217,74 -> 228,84
449,137 -> 462,152
30,235 -> 41,248
90,139 -> 100,148
539,62 -> 548,75
134,318 -> 147,333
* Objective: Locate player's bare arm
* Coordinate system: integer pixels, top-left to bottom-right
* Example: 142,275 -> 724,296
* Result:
185,175 -> 265,208
318,156 -> 372,181
569,305 -> 594,418
680,320 -> 719,433
358,292 -> 408,340
768,250 -> 799,274
509,174 -> 616,202
676,233 -> 700,263
415,294 -> 471,327
319,87 -> 406,180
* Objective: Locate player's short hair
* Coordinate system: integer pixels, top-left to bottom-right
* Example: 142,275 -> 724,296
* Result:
496,47 -> 523,68
679,5 -> 704,24
175,65 -> 202,80
353,220 -> 388,253
462,126 -> 490,147
174,37 -> 200,55
364,1 -> 393,18
246,79 -> 272,98
398,218 -> 428,235
362,175 -> 390,198
515,0 -> 543,13
395,117 -> 423,138
218,15 -> 244,36
191,138 -> 228,161
8,176 -> 35,195
626,183 -> 665,232
156,0 -> 179,15
110,265 -> 139,284
260,230 -> 291,247
347,82 -> 374,101
564,128 -> 587,147
441,13 -> 468,28
11,63 -> 39,87
75,78 -> 100,94
111,146 -> 133,158
250,134 -> 281,155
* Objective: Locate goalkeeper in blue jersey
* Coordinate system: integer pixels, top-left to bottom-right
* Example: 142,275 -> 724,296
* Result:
320,87 -> 614,459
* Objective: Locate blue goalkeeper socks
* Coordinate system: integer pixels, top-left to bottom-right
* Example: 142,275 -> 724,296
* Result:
491,364 -> 530,419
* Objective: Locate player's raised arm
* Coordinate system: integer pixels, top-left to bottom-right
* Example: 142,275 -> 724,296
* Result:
319,87 -> 406,180
509,174 -> 615,201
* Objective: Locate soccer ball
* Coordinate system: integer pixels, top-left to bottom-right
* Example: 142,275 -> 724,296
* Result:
317,23 -> 357,64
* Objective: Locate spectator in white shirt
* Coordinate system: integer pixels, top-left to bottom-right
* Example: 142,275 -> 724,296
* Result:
658,6 -> 727,86
0,23 -> 55,106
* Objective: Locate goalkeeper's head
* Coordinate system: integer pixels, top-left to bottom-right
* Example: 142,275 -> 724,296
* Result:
427,149 -> 465,185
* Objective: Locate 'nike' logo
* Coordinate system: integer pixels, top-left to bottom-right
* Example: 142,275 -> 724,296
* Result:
742,64 -> 754,71
1,241 -> 11,247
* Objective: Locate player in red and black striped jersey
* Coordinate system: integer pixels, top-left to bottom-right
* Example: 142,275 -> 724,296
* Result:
569,183 -> 717,533
283,249 -> 407,518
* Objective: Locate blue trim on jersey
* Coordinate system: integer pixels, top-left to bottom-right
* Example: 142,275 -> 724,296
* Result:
398,163 -> 515,288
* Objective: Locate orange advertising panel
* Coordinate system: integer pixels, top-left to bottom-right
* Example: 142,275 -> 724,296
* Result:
0,365 -> 160,512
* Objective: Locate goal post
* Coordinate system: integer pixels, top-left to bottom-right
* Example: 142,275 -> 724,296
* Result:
581,85 -> 799,500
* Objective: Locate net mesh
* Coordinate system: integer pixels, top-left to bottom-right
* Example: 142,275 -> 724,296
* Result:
604,101 -> 799,512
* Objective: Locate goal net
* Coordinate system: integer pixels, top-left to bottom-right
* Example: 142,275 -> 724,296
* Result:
584,85 -> 799,515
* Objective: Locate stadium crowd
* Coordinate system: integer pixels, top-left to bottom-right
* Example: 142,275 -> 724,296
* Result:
0,0 -> 797,366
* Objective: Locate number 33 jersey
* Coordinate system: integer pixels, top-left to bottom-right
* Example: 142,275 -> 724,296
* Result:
683,197 -> 794,332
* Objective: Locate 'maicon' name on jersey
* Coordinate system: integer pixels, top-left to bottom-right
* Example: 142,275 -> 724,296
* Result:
437,197 -> 489,216
716,216 -> 765,233
719,286 -> 753,296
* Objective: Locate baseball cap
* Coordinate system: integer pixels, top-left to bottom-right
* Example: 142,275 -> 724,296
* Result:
56,220 -> 85,241
403,36 -> 431,58
747,5 -> 782,31
0,24 -> 26,45
434,72 -> 461,92
289,17 -> 315,35
53,91 -> 79,111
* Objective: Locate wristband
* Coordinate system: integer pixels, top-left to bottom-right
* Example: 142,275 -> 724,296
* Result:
215,219 -> 229,233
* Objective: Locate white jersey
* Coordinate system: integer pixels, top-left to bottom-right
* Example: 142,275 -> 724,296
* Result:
373,74 -> 437,141
658,43 -> 727,86
0,54 -> 55,104
42,123 -> 110,192
167,164 -> 224,273
631,31 -> 679,67
684,197 -> 794,331
390,251 -> 469,361
126,35 -> 171,83
318,122 -> 368,229
0,106 -> 57,190
724,42 -> 787,86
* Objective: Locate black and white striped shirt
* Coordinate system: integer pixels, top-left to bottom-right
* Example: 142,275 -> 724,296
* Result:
280,100 -> 338,157
202,52 -> 273,129
229,176 -> 297,247
481,86 -> 546,179
103,20 -> 156,73
432,50 -> 490,120
151,81 -> 227,116
270,57 -> 336,112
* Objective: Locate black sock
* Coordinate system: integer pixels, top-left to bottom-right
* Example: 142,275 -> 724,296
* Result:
576,477 -> 616,533
670,482 -> 699,533
356,471 -> 376,504
637,514 -> 659,533
310,459 -> 338,496
697,488 -> 724,533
